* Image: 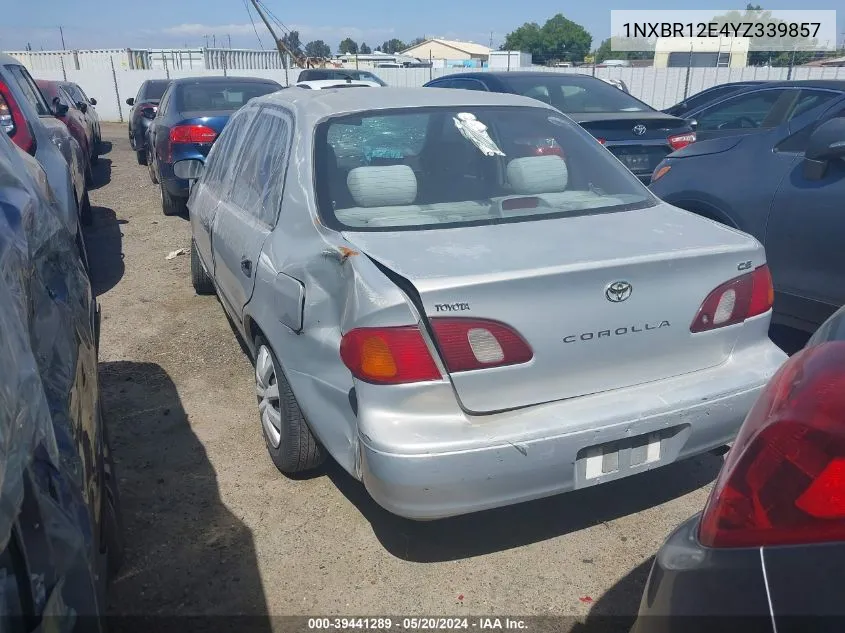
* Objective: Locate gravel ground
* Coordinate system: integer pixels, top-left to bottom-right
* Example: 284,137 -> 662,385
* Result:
84,123 -> 800,629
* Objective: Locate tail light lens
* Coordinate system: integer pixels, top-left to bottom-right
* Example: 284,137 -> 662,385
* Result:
340,326 -> 440,384
596,137 -> 607,145
699,340 -> 845,548
430,318 -> 533,372
339,318 -> 533,384
0,80 -> 36,155
169,125 -> 217,144
668,131 -> 696,151
690,265 -> 773,333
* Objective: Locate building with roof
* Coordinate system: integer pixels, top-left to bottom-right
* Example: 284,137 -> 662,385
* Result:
400,39 -> 492,63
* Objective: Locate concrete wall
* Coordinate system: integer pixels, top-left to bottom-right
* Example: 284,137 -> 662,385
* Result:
26,64 -> 845,122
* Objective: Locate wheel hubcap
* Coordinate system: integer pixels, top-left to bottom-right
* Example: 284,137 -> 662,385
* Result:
255,345 -> 282,448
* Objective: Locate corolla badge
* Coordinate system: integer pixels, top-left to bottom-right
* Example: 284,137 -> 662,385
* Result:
632,124 -> 647,136
606,281 -> 633,302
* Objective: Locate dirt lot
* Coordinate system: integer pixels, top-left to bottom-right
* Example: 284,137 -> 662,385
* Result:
84,123 -> 766,628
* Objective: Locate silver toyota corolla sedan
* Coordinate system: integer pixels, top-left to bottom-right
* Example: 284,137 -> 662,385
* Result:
180,87 -> 787,520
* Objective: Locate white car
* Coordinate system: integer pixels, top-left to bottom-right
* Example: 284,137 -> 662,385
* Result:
295,79 -> 382,90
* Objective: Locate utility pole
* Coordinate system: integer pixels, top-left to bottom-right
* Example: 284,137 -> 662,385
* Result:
204,34 -> 209,48
249,0 -> 301,71
228,34 -> 232,48
59,26 -> 66,50
213,34 -> 216,48
489,31 -> 493,49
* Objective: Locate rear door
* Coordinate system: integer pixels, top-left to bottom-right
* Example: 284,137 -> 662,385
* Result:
151,84 -> 174,168
211,105 -> 293,316
765,101 -> 845,328
693,88 -> 795,141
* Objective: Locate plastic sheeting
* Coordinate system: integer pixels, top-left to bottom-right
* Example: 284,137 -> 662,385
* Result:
0,130 -> 103,627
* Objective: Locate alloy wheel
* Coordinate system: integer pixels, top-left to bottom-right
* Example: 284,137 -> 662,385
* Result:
255,345 -> 282,448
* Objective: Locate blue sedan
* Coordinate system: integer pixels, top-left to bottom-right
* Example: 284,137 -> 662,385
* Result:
649,80 -> 845,332
147,76 -> 282,215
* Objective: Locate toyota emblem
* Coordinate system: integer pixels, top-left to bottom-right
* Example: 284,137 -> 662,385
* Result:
606,281 -> 633,302
632,124 -> 647,136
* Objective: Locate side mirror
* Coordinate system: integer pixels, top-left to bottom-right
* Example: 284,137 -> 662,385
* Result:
89,98 -> 97,106
803,118 -> 845,181
76,101 -> 88,113
52,97 -> 69,117
173,158 -> 205,181
126,97 -> 135,106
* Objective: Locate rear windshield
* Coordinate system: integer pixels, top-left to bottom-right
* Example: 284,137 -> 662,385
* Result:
175,81 -> 279,112
302,70 -> 387,86
501,76 -> 652,114
315,106 -> 654,231
143,81 -> 170,100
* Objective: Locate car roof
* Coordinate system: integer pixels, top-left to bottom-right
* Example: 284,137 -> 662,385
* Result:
253,86 -> 554,125
436,71 -> 601,81
167,75 -> 282,86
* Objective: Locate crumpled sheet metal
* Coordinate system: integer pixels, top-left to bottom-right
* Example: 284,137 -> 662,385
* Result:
0,131 -> 100,627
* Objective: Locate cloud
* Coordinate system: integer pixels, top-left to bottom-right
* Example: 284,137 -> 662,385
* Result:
162,23 -> 259,37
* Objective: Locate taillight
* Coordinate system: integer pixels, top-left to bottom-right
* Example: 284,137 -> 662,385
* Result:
340,326 -> 441,384
339,318 -> 533,384
699,340 -> 845,548
0,80 -> 36,155
668,131 -> 696,151
169,125 -> 217,144
596,137 -> 607,145
431,318 -> 533,372
690,265 -> 773,333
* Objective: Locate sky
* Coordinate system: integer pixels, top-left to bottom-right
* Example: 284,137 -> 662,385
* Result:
1,0 -> 843,53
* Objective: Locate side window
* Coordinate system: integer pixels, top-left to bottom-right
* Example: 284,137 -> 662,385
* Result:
428,79 -> 454,89
157,86 -> 172,115
788,89 -> 838,121
203,111 -> 250,192
230,108 -> 293,225
451,79 -> 487,91
136,82 -> 147,102
6,66 -> 50,115
57,87 -> 75,108
695,89 -> 788,131
776,107 -> 845,153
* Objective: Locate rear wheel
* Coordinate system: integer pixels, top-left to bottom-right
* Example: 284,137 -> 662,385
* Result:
254,336 -> 325,474
136,149 -> 147,166
148,150 -> 158,183
160,182 -> 185,216
190,240 -> 215,295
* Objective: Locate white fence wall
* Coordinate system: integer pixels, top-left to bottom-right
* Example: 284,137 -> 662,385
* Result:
26,65 -> 845,122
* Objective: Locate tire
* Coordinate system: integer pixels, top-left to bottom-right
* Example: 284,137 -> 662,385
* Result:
160,181 -> 185,216
190,239 -> 215,295
148,150 -> 158,184
80,189 -> 93,226
136,149 -> 147,166
254,336 -> 325,474
85,163 -> 93,187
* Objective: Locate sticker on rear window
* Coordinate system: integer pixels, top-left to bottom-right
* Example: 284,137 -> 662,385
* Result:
453,112 -> 505,157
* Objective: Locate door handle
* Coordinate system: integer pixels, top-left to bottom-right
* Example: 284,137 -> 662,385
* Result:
240,258 -> 253,277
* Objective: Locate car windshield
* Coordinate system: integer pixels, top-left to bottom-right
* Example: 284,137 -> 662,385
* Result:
311,70 -> 386,86
316,105 -> 654,231
144,81 -> 170,100
501,76 -> 652,113
176,82 -> 279,112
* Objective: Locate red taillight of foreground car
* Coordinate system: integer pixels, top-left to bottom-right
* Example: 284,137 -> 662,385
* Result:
668,131 -> 696,151
0,80 -> 36,155
340,318 -> 533,384
430,318 -> 533,372
699,340 -> 845,548
690,265 -> 774,333
340,326 -> 441,384
169,124 -> 217,144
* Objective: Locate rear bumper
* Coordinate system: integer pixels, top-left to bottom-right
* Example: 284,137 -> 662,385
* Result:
360,336 -> 786,520
631,515 -> 773,633
158,162 -> 190,198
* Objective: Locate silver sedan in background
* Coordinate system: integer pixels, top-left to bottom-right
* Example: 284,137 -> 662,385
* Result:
179,87 -> 786,520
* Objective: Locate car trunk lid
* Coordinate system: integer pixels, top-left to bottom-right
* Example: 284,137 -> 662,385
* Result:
343,203 -> 764,413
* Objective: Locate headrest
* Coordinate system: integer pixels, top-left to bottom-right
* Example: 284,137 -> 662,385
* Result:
506,155 -> 568,194
346,165 -> 417,208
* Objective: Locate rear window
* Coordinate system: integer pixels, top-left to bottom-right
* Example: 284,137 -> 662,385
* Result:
143,81 -> 170,100
501,76 -> 651,114
6,65 -> 50,116
316,106 -> 653,231
301,70 -> 387,86
175,82 -> 280,112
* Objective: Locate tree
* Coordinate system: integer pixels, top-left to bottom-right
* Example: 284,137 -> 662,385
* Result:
338,38 -> 359,54
380,39 -> 407,54
594,38 -> 654,63
407,37 -> 427,48
304,40 -> 332,58
359,42 -> 372,54
502,14 -> 592,63
280,30 -> 302,55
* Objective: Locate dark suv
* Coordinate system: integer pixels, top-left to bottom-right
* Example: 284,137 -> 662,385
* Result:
127,79 -> 171,165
